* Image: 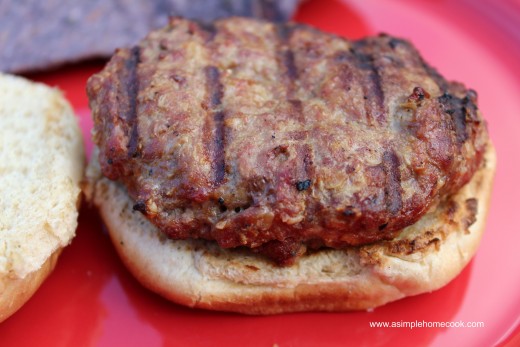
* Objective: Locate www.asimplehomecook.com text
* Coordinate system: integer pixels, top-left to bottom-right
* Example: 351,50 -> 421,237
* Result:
369,320 -> 485,329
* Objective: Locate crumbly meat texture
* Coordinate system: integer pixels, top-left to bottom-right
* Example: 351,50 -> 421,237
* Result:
87,17 -> 488,265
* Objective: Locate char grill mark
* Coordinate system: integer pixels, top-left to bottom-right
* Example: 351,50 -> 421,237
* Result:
382,150 -> 402,215
442,94 -> 467,144
278,25 -> 305,125
204,65 -> 227,186
368,66 -> 384,123
276,24 -> 298,100
205,66 -> 224,107
125,46 -> 141,158
276,25 -> 315,188
438,92 -> 469,145
283,49 -> 298,94
331,50 -> 359,122
351,43 -> 385,125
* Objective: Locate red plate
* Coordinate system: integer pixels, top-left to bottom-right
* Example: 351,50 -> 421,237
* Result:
2,0 -> 520,346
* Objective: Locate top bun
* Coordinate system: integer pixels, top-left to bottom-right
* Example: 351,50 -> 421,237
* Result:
0,73 -> 84,322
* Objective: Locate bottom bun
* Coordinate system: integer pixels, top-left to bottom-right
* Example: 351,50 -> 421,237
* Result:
85,143 -> 495,314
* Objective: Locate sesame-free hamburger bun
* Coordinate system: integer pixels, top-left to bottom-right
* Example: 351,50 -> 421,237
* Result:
0,73 -> 84,322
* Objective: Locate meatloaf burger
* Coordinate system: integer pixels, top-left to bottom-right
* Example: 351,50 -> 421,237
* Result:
84,17 -> 495,314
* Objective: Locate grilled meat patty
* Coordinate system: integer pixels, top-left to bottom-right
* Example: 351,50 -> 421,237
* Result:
87,17 -> 488,265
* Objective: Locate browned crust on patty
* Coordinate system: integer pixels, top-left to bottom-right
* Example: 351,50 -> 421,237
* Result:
87,17 -> 488,264
84,142 -> 495,314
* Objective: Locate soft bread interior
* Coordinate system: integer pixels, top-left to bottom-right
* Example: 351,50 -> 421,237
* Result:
85,142 -> 495,314
0,73 -> 84,321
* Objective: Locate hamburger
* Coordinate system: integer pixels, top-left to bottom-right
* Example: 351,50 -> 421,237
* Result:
84,17 -> 495,314
0,73 -> 84,321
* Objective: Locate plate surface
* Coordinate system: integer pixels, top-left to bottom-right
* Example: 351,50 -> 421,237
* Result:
2,0 -> 520,346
